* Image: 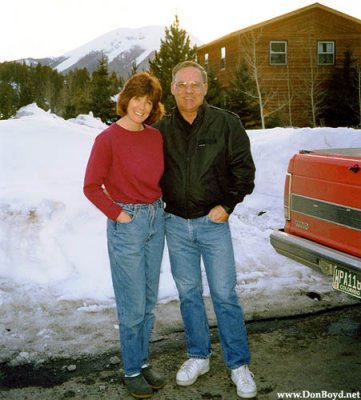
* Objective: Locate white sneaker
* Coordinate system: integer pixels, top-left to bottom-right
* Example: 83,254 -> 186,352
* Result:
231,365 -> 257,398
176,358 -> 210,386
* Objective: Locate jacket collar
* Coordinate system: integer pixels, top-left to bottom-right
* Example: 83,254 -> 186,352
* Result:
175,101 -> 208,127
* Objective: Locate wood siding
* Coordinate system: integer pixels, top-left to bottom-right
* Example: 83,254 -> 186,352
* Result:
197,3 -> 361,127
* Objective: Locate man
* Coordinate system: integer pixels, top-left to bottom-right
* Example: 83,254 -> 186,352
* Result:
154,61 -> 257,399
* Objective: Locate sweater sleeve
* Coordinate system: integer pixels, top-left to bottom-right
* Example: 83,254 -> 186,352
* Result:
83,134 -> 122,220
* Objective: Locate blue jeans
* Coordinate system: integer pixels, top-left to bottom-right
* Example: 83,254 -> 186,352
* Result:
107,199 -> 164,376
165,213 -> 250,369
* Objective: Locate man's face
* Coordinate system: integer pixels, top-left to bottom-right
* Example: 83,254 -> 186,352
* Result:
171,67 -> 208,115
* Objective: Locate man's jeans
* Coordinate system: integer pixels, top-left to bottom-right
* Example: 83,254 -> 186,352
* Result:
165,212 -> 250,369
107,199 -> 164,376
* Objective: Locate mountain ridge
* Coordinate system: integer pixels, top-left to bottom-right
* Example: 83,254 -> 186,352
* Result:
18,25 -> 202,78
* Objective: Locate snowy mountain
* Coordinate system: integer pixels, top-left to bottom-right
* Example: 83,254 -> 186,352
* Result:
19,25 -> 203,78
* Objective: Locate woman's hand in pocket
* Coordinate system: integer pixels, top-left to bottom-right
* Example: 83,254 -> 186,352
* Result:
116,210 -> 132,223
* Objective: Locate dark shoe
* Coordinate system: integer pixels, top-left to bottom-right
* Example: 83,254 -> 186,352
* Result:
123,374 -> 153,399
142,366 -> 165,389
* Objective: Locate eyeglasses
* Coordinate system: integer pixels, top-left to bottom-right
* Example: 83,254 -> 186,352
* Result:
174,81 -> 205,92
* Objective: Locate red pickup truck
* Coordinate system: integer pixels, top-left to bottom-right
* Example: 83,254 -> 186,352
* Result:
270,148 -> 361,299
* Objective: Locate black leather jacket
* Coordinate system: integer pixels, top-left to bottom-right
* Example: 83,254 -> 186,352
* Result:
154,102 -> 255,219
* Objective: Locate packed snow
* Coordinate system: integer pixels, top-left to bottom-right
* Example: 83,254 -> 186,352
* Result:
1,104 -> 360,365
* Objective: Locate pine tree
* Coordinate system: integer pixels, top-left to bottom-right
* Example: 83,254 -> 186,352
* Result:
227,62 -> 261,128
63,68 -> 91,119
19,77 -> 35,108
46,67 -> 64,114
0,81 -> 18,119
129,61 -> 138,78
109,71 -> 122,96
206,69 -> 225,108
31,64 -> 49,110
89,56 -> 117,124
321,48 -> 359,127
149,15 -> 197,113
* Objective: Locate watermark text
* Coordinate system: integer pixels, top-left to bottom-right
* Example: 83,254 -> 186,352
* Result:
277,391 -> 360,400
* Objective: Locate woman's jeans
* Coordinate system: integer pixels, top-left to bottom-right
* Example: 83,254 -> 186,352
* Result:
165,212 -> 250,369
107,199 -> 164,376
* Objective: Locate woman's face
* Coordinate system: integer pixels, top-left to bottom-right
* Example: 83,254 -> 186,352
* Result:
127,95 -> 153,124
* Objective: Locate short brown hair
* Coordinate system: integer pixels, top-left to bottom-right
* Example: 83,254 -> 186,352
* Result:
116,72 -> 165,125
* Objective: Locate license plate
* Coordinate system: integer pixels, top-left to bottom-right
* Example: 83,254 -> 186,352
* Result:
332,265 -> 361,299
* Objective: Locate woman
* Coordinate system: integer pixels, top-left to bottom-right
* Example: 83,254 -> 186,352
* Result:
83,72 -> 165,399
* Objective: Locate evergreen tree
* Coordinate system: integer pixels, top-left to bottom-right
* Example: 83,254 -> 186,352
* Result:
321,48 -> 359,127
89,56 -> 117,124
0,61 -> 65,118
206,69 -> 225,108
0,62 -> 18,118
46,67 -> 64,114
18,77 -> 35,108
31,64 -> 49,110
129,61 -> 138,77
149,15 -> 197,113
9,62 -> 35,108
23,64 -> 65,113
0,81 -> 18,119
227,62 -> 261,128
63,68 -> 91,119
109,71 -> 122,97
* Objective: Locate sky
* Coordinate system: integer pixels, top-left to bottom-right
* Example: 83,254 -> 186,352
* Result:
1,103 -> 360,364
1,0 -> 361,62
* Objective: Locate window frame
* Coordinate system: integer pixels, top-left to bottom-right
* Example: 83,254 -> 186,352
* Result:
220,46 -> 226,70
204,53 -> 209,70
317,41 -> 335,65
269,40 -> 288,65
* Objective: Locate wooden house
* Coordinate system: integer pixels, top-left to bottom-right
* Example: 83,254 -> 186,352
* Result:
197,3 -> 361,127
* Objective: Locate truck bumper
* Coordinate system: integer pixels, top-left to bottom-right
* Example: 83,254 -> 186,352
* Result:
270,229 -> 361,275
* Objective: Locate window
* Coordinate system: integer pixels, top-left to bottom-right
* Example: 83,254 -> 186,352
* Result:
220,46 -> 226,70
270,41 -> 287,65
204,53 -> 209,70
317,41 -> 335,65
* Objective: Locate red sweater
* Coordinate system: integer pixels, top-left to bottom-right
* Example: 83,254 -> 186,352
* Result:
83,123 -> 164,220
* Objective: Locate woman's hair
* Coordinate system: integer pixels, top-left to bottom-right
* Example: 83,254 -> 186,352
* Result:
116,72 -> 165,125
